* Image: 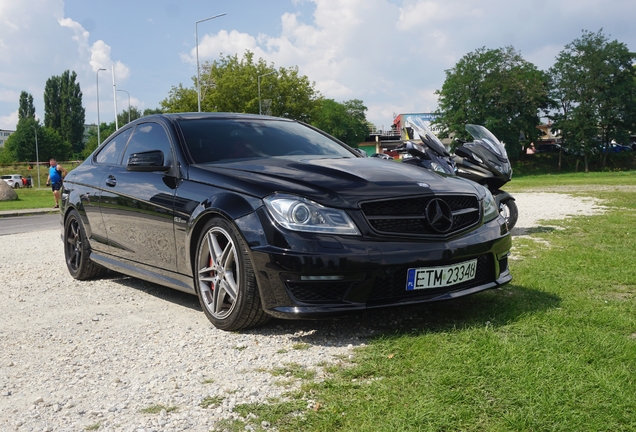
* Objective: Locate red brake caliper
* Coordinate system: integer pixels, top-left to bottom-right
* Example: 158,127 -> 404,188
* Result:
209,256 -> 215,290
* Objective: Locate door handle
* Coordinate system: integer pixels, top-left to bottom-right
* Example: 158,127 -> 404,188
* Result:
105,175 -> 117,187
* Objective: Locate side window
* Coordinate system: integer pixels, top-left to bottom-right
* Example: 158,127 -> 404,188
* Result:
122,122 -> 173,166
94,128 -> 133,164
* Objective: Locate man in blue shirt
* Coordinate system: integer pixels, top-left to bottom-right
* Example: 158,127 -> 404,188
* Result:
46,158 -> 64,209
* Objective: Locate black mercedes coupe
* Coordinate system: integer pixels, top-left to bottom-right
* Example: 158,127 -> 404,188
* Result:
61,113 -> 512,330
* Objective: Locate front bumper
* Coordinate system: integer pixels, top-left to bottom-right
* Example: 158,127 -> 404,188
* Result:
236,208 -> 512,319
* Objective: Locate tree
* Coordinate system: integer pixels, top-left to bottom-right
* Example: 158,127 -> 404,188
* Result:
143,107 -> 164,116
160,84 -> 198,113
549,29 -> 636,171
44,70 -> 86,156
117,106 -> 143,127
82,121 -> 117,159
312,99 -> 369,146
434,46 -> 550,159
3,119 -> 70,163
201,52 -> 264,114
18,91 -> 36,121
269,65 -> 319,122
160,51 -> 320,122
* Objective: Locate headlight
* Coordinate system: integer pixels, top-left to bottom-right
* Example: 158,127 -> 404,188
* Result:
430,162 -> 447,174
264,194 -> 361,236
482,188 -> 499,223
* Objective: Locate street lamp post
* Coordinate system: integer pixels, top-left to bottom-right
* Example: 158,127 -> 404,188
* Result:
196,13 -> 226,113
258,71 -> 277,115
32,126 -> 40,188
117,89 -> 131,124
96,68 -> 107,145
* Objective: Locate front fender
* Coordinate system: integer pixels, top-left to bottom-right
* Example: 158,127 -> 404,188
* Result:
182,192 -> 263,276
493,190 -> 515,205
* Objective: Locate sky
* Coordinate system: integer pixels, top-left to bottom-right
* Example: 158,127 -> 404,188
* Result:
1,0 -> 635,132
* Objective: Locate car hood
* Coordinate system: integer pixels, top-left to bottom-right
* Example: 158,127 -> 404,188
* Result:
189,157 -> 482,208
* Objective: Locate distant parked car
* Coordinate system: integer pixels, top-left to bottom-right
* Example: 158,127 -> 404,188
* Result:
602,143 -> 632,153
1,174 -> 23,188
371,153 -> 393,160
534,143 -> 561,153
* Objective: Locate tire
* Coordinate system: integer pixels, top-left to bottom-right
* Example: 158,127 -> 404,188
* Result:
499,199 -> 518,230
195,217 -> 270,331
64,210 -> 108,280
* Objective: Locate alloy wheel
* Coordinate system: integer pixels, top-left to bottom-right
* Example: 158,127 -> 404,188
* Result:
197,226 -> 240,320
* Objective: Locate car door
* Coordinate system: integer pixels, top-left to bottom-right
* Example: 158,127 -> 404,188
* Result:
76,127 -> 134,255
98,121 -> 179,272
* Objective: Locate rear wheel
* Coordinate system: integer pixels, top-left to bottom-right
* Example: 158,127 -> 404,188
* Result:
64,210 -> 108,279
499,199 -> 518,230
195,217 -> 270,331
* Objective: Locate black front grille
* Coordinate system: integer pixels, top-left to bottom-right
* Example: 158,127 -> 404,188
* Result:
361,195 -> 480,236
367,255 -> 494,302
285,281 -> 353,303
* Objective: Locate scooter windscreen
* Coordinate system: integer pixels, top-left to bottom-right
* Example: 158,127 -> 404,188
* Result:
465,124 -> 508,161
406,116 -> 450,157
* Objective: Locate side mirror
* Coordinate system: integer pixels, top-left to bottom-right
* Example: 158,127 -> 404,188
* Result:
352,148 -> 368,157
399,141 -> 428,159
127,150 -> 170,172
454,146 -> 472,159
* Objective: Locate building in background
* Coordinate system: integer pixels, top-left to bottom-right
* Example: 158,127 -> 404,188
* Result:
0,129 -> 15,148
357,113 -> 450,158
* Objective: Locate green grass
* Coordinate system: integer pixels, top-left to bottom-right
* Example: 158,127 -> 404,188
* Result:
0,187 -> 56,210
262,363 -> 317,381
139,404 -> 178,414
292,343 -> 311,350
226,172 -> 636,431
200,395 -> 225,408
0,162 -> 82,211
507,169 -> 636,191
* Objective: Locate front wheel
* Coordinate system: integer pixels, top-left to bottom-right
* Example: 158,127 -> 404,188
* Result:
499,199 -> 518,230
194,217 -> 270,331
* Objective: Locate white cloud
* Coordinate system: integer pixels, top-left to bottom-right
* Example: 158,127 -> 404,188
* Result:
3,0 -> 636,132
0,111 -> 18,130
187,0 -> 417,126
0,0 -> 132,129
90,40 -> 130,84
183,29 -> 262,65
0,89 -> 20,104
115,94 -> 144,114
58,16 -> 90,49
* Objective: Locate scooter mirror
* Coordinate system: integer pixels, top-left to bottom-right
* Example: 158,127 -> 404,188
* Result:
455,146 -> 472,158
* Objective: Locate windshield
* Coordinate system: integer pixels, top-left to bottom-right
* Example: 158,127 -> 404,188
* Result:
465,124 -> 508,159
405,116 -> 449,156
178,118 -> 356,163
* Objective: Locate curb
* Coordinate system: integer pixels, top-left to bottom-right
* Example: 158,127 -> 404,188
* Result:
0,208 -> 61,218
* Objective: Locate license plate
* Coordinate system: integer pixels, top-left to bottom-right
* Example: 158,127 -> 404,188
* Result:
406,259 -> 477,290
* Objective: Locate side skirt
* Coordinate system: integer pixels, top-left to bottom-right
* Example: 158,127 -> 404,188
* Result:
90,252 -> 195,295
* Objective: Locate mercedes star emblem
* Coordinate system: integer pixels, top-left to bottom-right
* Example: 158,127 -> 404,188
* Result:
426,198 -> 454,233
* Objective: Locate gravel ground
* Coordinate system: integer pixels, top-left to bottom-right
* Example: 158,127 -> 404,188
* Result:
0,192 -> 606,432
